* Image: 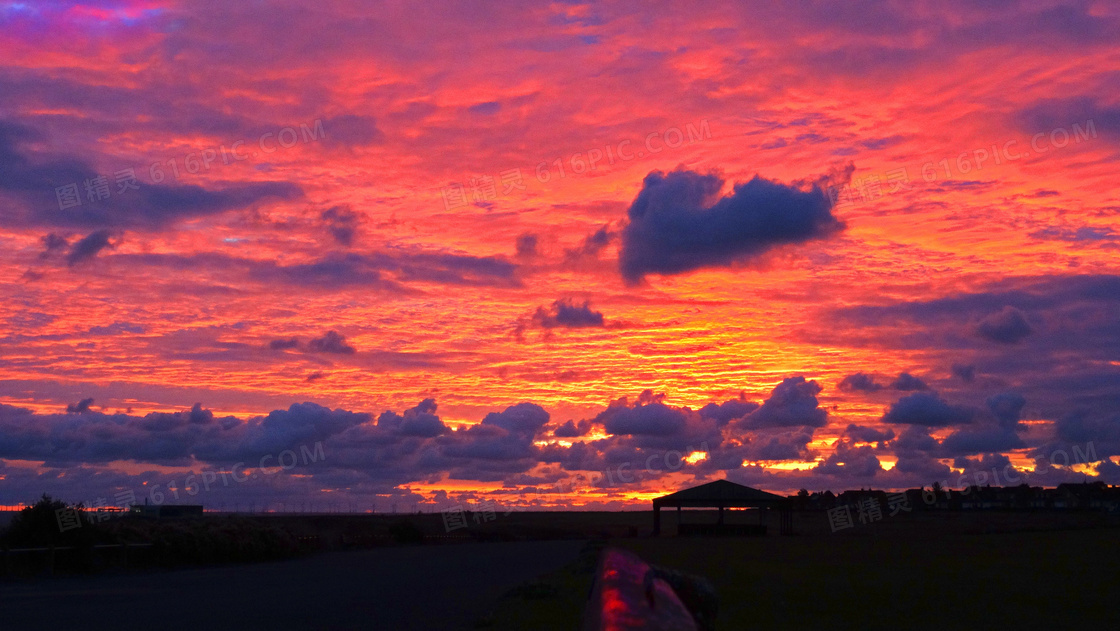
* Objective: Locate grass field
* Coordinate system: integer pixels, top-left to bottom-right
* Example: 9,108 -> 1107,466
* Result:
484,523 -> 1120,630
6,508 -> 1117,629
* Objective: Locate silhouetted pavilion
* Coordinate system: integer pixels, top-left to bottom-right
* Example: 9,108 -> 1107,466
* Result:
652,479 -> 792,536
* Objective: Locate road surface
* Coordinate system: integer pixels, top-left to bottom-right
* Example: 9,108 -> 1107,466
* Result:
0,539 -> 586,630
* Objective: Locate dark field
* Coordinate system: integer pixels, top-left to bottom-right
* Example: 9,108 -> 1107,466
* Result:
193,506 -> 1120,541
0,539 -> 585,631
614,529 -> 1120,630
3,511 -> 1118,630
485,512 -> 1120,630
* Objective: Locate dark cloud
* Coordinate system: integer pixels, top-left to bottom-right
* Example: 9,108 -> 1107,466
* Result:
432,403 -> 553,473
892,426 -> 938,451
698,393 -> 760,425
87,322 -> 145,336
1051,412 -> 1120,458
890,450 -> 953,482
115,182 -> 302,230
563,225 -> 615,266
838,372 -> 882,392
618,169 -> 844,283
1016,97 -> 1117,146
844,424 -> 895,445
0,120 -> 91,199
0,381 -> 1115,502
231,402 -> 369,460
376,399 -> 448,438
1030,225 -> 1116,243
784,3 -> 1120,78
831,275 -> 1118,349
814,441 -> 881,478
185,402 -> 214,425
442,423 -> 537,464
987,392 -> 1027,430
0,401 -> 245,465
39,232 -> 68,258
251,251 -> 518,290
601,399 -> 687,437
481,402 -> 550,437
975,306 -> 1033,344
468,102 -> 501,116
111,247 -> 518,293
320,205 -> 360,246
307,331 -> 356,354
269,337 -> 300,350
953,453 -> 1030,484
66,230 -> 113,266
532,299 -> 605,329
951,363 -> 976,383
740,431 -> 814,462
246,254 -> 398,291
319,114 -> 384,147
882,392 -> 974,427
592,390 -> 724,452
939,427 -> 1024,457
66,397 -> 95,414
739,377 -> 827,429
891,372 -> 929,391
0,118 -> 303,230
515,232 -> 539,258
553,419 -> 591,438
823,274 -> 1120,423
390,251 -> 520,286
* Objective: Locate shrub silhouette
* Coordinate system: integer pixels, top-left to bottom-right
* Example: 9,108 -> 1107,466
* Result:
1,494 -> 102,549
1,494 -> 107,572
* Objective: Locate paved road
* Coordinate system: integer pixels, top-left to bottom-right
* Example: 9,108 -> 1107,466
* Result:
0,539 -> 586,630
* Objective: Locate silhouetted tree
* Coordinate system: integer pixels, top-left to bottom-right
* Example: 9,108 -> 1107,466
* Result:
1,494 -> 105,573
1,494 -> 99,549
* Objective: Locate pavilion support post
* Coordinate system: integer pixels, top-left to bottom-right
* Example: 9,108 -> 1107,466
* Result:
653,505 -> 661,535
718,504 -> 724,525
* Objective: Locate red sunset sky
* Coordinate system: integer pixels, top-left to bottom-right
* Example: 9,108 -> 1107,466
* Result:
1,0 -> 1118,511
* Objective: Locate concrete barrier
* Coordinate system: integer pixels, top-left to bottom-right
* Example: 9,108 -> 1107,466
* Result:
582,547 -> 700,631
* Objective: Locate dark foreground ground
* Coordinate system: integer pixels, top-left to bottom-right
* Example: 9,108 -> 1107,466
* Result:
3,511 -> 1119,629
0,539 -> 585,630
487,525 -> 1120,630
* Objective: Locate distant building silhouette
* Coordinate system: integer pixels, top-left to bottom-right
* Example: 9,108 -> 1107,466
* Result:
129,504 -> 204,518
786,482 -> 1120,514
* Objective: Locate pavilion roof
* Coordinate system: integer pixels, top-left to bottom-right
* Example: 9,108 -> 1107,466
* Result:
652,479 -> 787,508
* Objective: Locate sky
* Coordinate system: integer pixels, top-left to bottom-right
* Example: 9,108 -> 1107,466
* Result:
1,0 -> 1118,512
